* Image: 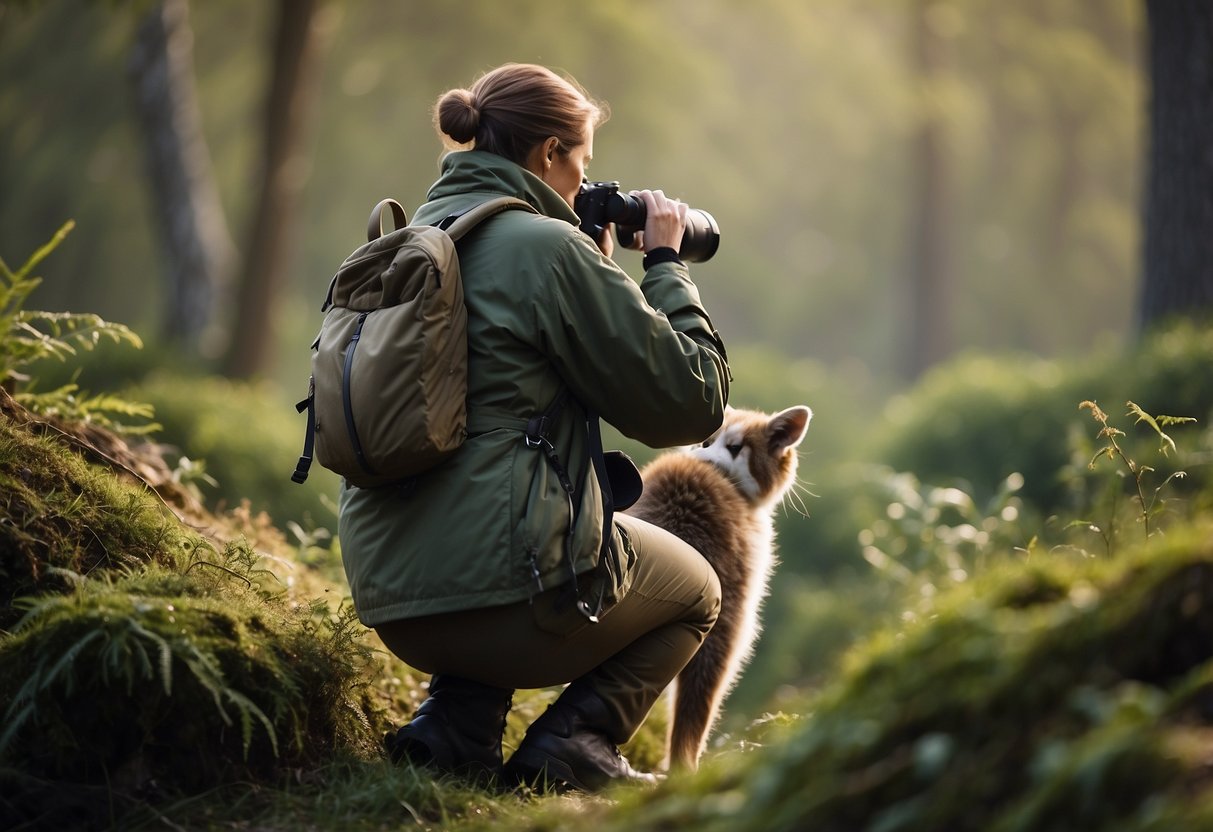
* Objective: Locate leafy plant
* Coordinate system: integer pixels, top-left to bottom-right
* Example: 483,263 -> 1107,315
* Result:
1,221 -> 156,434
169,453 -> 220,502
857,466 -> 1029,590
1078,399 -> 1196,548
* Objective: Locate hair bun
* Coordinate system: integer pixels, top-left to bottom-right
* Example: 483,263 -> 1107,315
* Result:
436,88 -> 480,145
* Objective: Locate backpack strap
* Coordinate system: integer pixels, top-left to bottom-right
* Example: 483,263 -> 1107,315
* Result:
437,196 -> 537,237
292,376 -> 317,484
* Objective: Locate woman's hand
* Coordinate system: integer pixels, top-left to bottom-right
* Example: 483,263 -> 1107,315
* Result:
626,189 -> 688,253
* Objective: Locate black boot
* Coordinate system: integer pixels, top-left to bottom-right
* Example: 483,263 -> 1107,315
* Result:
504,681 -> 659,793
385,675 -> 513,785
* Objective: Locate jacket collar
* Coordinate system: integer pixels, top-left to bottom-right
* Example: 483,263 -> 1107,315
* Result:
421,150 -> 580,226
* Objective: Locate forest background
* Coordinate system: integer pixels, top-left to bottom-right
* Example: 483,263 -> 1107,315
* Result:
1,0 -> 1194,765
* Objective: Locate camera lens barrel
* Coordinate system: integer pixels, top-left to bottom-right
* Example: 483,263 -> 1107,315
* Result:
575,181 -> 721,263
680,209 -> 720,263
605,192 -> 720,263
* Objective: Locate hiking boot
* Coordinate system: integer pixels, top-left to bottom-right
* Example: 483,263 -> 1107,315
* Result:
385,675 -> 513,785
504,681 -> 659,793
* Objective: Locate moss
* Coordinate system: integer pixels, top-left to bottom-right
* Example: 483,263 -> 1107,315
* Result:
0,407 -> 190,627
0,568 -> 384,828
0,392 -> 394,829
469,527 -> 1213,832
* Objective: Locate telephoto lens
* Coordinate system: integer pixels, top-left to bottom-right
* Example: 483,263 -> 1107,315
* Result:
576,181 -> 721,263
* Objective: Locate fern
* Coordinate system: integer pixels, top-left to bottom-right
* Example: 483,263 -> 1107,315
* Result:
1,592 -> 281,763
16,382 -> 162,435
1079,399 -> 1196,545
1,222 -> 156,435
1125,400 -> 1197,457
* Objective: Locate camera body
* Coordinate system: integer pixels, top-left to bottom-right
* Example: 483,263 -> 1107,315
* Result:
574,181 -> 720,263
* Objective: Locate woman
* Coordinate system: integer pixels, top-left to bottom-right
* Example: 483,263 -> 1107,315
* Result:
338,63 -> 730,792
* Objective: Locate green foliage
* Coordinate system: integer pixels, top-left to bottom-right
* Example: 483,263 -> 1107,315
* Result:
481,528 -> 1213,832
131,371 -> 342,530
857,467 -> 1029,585
876,323 -> 1213,517
1079,399 -> 1197,547
0,560 -> 382,825
1,221 -> 157,435
0,403 -> 384,828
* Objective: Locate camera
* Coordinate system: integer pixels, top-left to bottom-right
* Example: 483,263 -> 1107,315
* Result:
574,181 -> 720,263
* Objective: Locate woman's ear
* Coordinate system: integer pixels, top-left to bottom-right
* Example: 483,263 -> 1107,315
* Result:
543,136 -> 559,164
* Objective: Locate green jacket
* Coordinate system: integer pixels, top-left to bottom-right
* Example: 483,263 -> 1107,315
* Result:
338,151 -> 730,627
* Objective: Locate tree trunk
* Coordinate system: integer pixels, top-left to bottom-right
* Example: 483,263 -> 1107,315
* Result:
129,0 -> 236,352
1137,0 -> 1213,330
222,0 -> 329,379
901,0 -> 954,379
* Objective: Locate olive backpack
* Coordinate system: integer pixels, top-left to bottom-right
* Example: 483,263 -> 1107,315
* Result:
292,196 -> 535,488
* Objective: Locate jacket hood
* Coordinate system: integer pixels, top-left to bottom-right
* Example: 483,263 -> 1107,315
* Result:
423,150 -> 581,226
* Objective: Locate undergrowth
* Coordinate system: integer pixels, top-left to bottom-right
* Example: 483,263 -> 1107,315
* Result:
0,384 -> 389,829
471,528 -> 1213,832
6,228 -> 1213,829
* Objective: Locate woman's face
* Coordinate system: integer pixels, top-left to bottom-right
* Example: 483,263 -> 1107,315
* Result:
537,120 -> 594,208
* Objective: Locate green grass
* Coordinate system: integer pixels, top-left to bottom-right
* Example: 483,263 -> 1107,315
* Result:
0,388 -> 671,830
6,325 -> 1213,829
466,527 -> 1213,832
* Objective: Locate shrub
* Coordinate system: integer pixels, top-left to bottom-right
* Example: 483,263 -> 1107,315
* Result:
875,323 -> 1213,518
131,372 -> 342,532
0,390 -> 382,828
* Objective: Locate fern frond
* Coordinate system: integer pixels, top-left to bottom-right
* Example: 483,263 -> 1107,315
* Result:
0,627 -> 105,754
1125,401 -> 1190,457
15,384 -> 161,436
129,619 -> 174,697
15,311 -> 144,352
223,688 -> 280,759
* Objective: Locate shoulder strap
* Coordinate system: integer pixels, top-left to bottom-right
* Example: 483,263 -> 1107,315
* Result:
438,196 -> 537,239
364,195 -> 533,244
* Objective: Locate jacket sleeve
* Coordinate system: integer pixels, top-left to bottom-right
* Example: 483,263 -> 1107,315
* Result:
528,230 -> 731,448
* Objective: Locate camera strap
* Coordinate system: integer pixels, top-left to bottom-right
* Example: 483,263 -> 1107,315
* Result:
521,388 -> 616,624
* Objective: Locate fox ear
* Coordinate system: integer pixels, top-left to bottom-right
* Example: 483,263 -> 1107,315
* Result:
768,406 -> 812,453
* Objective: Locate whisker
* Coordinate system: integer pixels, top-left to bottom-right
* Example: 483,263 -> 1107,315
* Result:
782,480 -> 817,518
786,489 -> 809,518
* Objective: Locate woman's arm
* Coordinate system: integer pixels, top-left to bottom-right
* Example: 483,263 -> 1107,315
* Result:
532,231 -> 730,448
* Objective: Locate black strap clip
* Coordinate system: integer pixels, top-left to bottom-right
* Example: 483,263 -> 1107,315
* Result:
292,376 -> 317,484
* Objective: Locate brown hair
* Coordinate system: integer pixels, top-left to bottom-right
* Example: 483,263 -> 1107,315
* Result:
433,63 -> 607,165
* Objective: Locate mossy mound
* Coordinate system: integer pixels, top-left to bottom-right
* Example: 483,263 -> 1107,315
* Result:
503,530 -> 1213,832
0,389 -> 192,627
0,390 -> 383,828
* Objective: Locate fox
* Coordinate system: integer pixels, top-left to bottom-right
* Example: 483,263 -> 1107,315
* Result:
625,404 -> 812,770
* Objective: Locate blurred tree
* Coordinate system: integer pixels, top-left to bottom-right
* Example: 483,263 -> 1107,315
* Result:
901,0 -> 955,378
0,1 -> 1144,387
223,0 -> 331,378
126,0 -> 330,375
129,0 -> 235,350
1137,0 -> 1213,329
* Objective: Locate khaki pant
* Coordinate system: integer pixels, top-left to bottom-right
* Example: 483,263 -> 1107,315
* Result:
375,513 -> 722,743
